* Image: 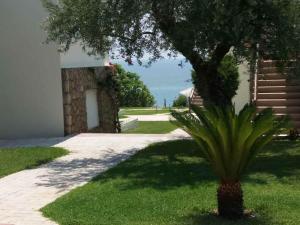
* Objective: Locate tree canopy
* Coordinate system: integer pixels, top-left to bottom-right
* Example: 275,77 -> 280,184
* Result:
115,64 -> 155,107
42,0 -> 300,106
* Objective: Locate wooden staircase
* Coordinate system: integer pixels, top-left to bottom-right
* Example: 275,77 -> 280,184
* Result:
189,88 -> 203,107
189,60 -> 300,131
254,60 -> 300,131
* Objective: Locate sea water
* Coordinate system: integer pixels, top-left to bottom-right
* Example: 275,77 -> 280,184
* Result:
116,58 -> 193,107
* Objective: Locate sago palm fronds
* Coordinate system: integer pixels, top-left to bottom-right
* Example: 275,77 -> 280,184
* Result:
171,104 -> 288,219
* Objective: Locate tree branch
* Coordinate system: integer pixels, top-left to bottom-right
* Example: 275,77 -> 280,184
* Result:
151,0 -> 204,71
210,44 -> 231,67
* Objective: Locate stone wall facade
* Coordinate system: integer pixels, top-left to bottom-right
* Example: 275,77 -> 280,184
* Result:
62,66 -> 119,135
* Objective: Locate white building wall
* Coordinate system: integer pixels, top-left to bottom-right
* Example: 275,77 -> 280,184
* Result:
0,0 -> 64,139
60,43 -> 109,68
233,61 -> 251,112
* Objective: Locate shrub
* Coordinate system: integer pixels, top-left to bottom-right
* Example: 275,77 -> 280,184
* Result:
173,95 -> 188,107
115,64 -> 155,107
192,55 -> 240,103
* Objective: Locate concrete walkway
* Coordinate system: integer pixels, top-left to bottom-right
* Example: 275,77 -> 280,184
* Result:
0,131 -> 189,225
126,113 -> 173,121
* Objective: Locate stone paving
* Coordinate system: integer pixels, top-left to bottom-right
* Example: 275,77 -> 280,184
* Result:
0,131 -> 189,225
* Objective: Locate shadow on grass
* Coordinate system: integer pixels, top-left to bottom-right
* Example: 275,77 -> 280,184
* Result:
93,140 -> 217,190
182,208 -> 273,225
93,140 -> 300,190
246,140 -> 300,183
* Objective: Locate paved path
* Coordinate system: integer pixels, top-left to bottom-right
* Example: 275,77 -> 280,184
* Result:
126,113 -> 173,121
0,131 -> 189,225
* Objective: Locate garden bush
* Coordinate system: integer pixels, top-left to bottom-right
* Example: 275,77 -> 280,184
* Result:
173,95 -> 188,107
115,64 -> 155,107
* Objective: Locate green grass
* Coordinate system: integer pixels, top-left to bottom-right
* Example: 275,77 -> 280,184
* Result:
0,147 -> 68,178
42,140 -> 300,225
121,108 -> 171,115
123,121 -> 178,134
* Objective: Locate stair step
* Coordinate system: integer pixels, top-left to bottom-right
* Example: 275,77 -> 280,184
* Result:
257,80 -> 287,86
257,92 -> 300,99
259,67 -> 294,74
255,60 -> 300,129
291,121 -> 300,129
259,60 -> 297,68
292,122 -> 300,128
192,97 -> 202,100
256,99 -> 300,107
257,106 -> 300,114
258,86 -> 300,93
258,73 -> 287,80
258,79 -> 300,86
192,99 -> 203,103
275,114 -> 300,121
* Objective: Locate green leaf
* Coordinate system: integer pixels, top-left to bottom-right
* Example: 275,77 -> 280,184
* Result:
172,104 -> 287,181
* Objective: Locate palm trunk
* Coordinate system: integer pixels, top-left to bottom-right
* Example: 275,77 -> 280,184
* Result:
217,181 -> 244,219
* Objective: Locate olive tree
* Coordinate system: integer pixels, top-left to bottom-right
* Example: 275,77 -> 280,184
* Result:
42,0 -> 299,106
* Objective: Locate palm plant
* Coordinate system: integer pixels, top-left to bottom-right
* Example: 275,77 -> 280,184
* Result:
171,104 -> 288,219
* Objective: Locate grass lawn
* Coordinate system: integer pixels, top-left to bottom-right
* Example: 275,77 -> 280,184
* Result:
123,121 -> 178,134
42,140 -> 300,225
0,147 -> 68,178
121,108 -> 171,115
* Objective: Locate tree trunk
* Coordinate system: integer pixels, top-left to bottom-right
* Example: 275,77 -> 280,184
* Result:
217,181 -> 244,219
193,68 -> 232,107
